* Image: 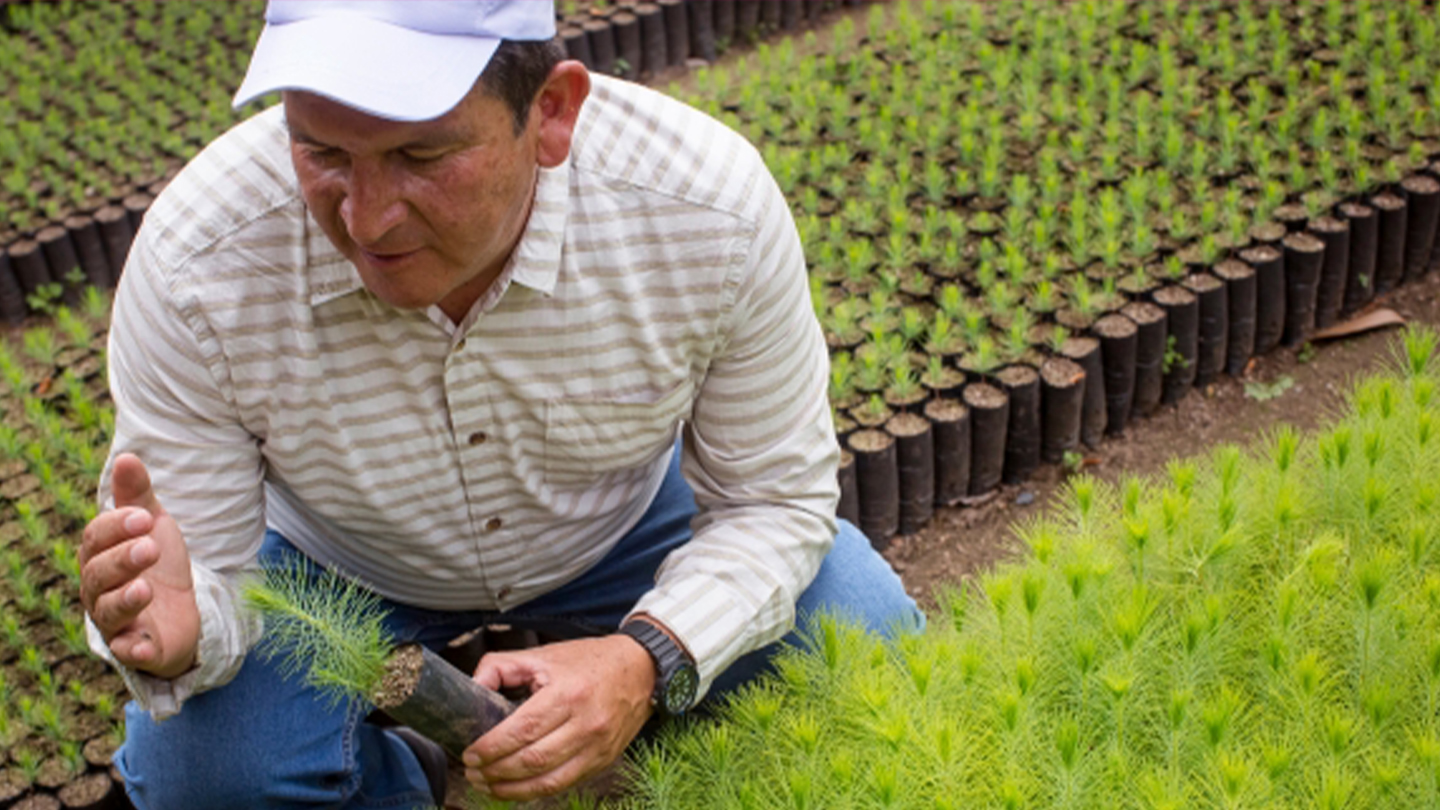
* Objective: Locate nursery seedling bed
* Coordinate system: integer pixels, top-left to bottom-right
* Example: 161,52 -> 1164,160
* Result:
0,291 -> 122,810
673,0 -> 1440,547
6,0 -> 1440,807
0,1 -> 267,240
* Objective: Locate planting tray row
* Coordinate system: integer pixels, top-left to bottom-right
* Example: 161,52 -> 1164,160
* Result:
838,167 -> 1440,546
0,186 -> 160,325
556,0 -> 857,79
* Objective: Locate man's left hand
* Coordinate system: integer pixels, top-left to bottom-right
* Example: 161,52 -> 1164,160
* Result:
464,635 -> 655,800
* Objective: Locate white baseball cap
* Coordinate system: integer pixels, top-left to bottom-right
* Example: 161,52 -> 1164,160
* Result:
233,0 -> 557,122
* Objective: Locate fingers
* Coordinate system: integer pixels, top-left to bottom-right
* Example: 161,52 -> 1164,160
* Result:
463,638 -> 654,800
468,747 -> 600,801
91,575 -> 168,670
80,507 -> 152,569
80,452 -> 160,573
82,538 -> 157,633
473,650 -> 546,693
466,670 -> 567,764
107,626 -> 162,668
463,700 -> 606,800
80,508 -> 155,617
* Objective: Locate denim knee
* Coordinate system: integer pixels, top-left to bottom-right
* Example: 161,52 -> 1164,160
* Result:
703,519 -> 924,704
797,519 -> 926,638
118,700 -> 354,810
116,651 -> 431,810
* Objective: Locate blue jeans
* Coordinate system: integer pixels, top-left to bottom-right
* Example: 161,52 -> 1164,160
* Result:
117,450 -> 923,809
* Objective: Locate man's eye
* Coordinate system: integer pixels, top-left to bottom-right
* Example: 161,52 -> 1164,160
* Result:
306,145 -> 343,162
401,150 -> 445,164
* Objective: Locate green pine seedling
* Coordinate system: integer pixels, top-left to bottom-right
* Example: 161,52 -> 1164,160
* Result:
242,555 -> 394,708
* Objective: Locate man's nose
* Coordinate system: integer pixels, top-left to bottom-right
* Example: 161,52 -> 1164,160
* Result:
339,160 -> 406,246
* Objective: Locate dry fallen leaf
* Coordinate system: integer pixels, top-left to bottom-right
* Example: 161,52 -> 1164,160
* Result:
1311,308 -> 1407,341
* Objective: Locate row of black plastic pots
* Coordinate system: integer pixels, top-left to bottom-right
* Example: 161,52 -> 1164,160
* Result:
838,168 -> 1440,546
556,0 -> 858,80
0,184 -> 162,323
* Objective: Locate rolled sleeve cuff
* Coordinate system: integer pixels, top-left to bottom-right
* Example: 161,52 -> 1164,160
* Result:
85,561 -> 255,722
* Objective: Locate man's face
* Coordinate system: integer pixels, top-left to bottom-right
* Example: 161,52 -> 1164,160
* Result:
285,86 -> 538,320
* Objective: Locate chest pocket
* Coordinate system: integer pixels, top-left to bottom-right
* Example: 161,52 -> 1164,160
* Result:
543,377 -> 696,488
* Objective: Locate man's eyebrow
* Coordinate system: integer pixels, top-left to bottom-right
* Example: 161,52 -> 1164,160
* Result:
397,129 -> 470,150
285,122 -> 328,146
285,123 -> 469,150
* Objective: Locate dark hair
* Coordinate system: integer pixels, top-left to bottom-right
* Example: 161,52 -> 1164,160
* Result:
478,38 -> 567,135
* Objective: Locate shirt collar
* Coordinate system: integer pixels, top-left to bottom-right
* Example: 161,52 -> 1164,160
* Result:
304,211 -> 361,307
304,159 -> 571,309
506,160 -> 569,297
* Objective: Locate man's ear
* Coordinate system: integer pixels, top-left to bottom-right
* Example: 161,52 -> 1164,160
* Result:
534,61 -> 591,169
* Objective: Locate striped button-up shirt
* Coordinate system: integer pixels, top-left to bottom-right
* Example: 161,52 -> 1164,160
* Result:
90,75 -> 839,719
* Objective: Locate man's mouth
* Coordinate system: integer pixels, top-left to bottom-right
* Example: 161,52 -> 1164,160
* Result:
360,247 -> 420,266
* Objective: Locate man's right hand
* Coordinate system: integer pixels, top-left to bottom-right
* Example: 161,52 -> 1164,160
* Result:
80,453 -> 200,679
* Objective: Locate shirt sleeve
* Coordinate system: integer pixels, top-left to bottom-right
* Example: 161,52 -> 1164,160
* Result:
88,234 -> 268,721
626,170 -> 839,696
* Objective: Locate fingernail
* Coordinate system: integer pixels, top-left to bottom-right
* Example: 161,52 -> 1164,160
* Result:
123,582 -> 141,607
124,511 -> 148,534
130,539 -> 151,566
463,754 -> 479,768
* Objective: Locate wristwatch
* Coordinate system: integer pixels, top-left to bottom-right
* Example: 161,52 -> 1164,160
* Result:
619,619 -> 699,717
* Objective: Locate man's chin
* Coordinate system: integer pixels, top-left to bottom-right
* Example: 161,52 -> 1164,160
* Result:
370,287 -> 442,312
356,273 -> 441,312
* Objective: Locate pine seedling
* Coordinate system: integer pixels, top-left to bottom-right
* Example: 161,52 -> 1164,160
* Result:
54,610 -> 87,657
53,306 -> 93,348
897,308 -> 927,349
242,555 -> 393,708
12,747 -> 41,783
1353,549 -> 1397,691
78,285 -> 111,322
925,314 -> 964,358
855,394 -> 891,427
888,363 -> 921,403
22,326 -> 59,368
854,352 -> 887,394
1400,326 -> 1438,379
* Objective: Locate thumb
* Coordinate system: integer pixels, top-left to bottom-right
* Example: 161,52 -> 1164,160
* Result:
112,453 -> 166,516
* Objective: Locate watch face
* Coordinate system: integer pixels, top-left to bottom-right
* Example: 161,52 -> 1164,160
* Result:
664,663 -> 699,715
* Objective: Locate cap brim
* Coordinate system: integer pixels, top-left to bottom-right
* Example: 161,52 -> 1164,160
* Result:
232,14 -> 502,122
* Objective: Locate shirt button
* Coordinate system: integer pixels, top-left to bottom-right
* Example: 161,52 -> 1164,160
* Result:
455,339 -> 467,353
498,586 -> 513,600
468,431 -> 487,446
485,516 -> 503,532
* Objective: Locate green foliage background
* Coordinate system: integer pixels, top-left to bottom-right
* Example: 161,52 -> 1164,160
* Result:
617,329 -> 1440,809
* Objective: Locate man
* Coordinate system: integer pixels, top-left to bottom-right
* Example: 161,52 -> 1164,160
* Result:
79,1 -> 921,806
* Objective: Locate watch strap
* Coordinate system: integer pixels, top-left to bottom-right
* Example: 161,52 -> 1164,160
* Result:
619,619 -> 697,716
